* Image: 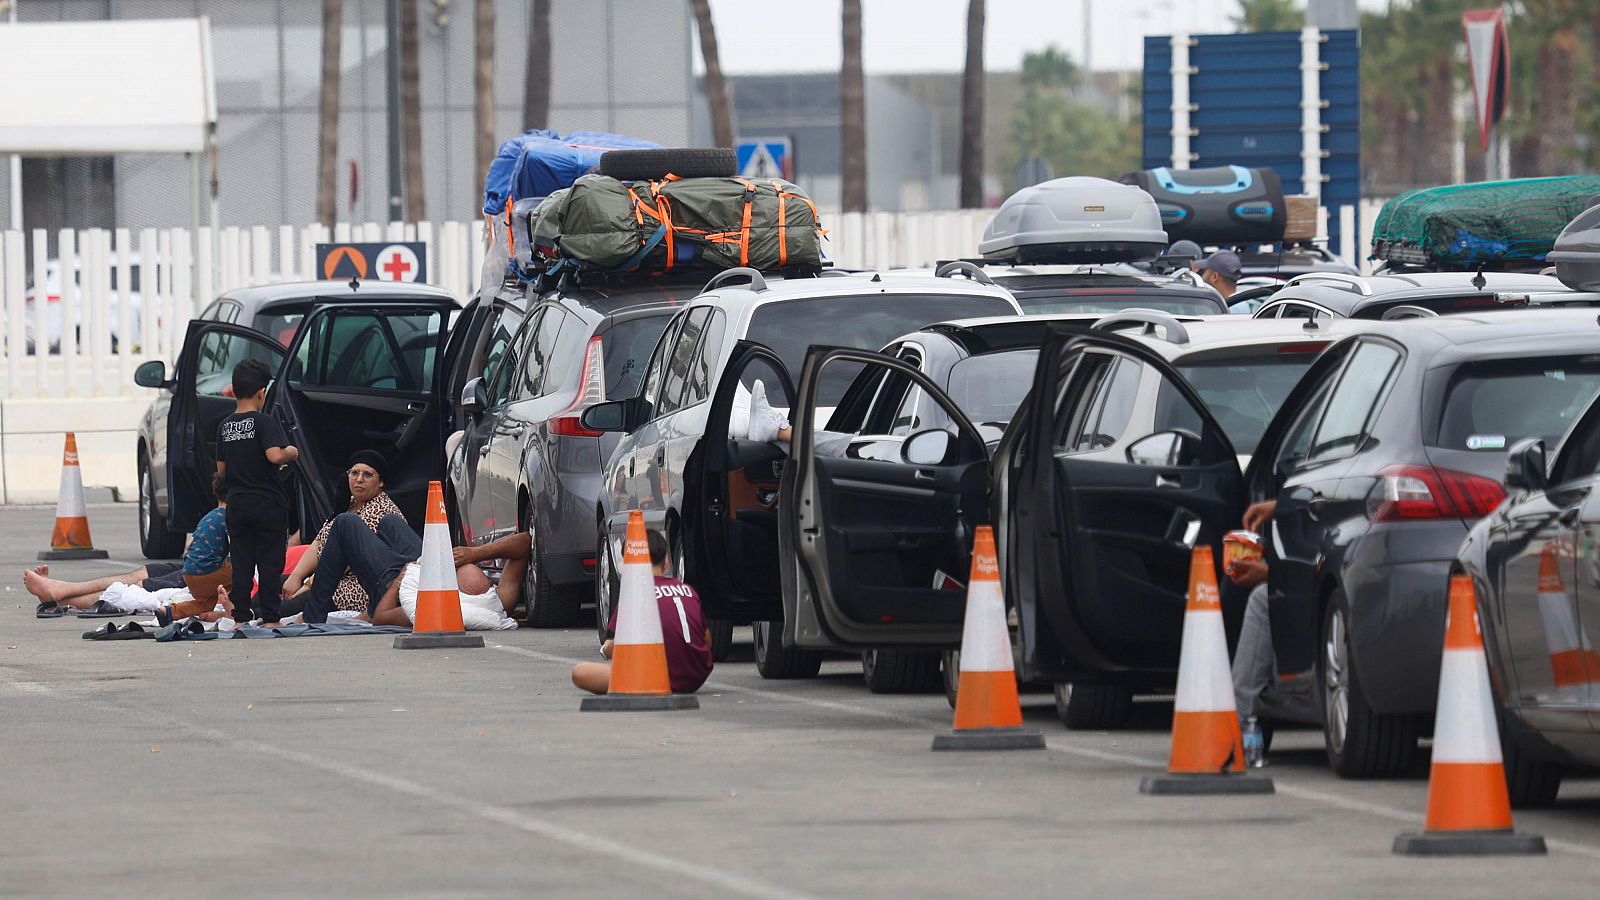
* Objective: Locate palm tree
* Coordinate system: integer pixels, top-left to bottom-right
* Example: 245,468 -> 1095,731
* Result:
1231,0 -> 1303,32
958,0 -> 985,208
691,0 -> 734,148
473,0 -> 496,184
317,0 -> 344,225
522,0 -> 551,129
840,0 -> 867,212
400,0 -> 426,221
1517,0 -> 1586,175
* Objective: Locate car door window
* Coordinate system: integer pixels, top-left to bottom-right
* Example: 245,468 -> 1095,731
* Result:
636,312 -> 683,421
478,306 -> 524,395
683,308 -> 726,408
192,330 -> 281,397
488,309 -> 537,408
517,308 -> 568,401
1057,353 -> 1142,454
290,308 -> 442,393
1304,341 -> 1401,465
656,307 -> 711,419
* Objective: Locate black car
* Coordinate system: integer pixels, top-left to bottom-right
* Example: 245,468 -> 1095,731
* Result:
1252,271 -> 1572,321
135,281 -> 462,554
445,277 -> 684,626
1454,399 -> 1600,806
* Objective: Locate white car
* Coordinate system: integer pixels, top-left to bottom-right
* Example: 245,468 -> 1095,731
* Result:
24,254 -> 145,351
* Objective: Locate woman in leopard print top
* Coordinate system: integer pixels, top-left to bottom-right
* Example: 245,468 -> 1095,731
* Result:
282,450 -> 419,619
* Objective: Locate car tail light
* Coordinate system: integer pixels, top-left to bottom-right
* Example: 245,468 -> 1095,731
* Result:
550,336 -> 605,438
1367,464 -> 1505,522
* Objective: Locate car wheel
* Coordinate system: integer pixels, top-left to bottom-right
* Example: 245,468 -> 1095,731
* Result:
861,648 -> 943,694
1498,705 -> 1563,808
707,618 -> 735,662
1053,682 -> 1135,729
522,522 -> 583,629
137,451 -> 184,559
1320,589 -> 1418,777
595,522 -> 618,643
941,650 -> 960,709
751,620 -> 822,679
596,147 -> 738,180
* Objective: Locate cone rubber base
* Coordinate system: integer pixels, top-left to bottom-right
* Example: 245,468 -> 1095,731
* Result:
1393,830 -> 1546,856
39,548 -> 109,560
931,727 -> 1046,751
393,632 -> 484,650
581,693 -> 700,712
1140,773 -> 1275,795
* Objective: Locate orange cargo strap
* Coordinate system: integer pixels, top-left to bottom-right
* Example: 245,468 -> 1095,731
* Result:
769,179 -> 787,267
504,202 -> 515,256
733,178 -> 756,267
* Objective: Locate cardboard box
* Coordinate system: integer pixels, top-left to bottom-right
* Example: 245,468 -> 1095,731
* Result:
1284,195 -> 1319,241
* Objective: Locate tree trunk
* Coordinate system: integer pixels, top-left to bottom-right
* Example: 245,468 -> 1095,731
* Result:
691,0 -> 734,148
400,0 -> 426,221
840,0 -> 867,212
317,0 -> 344,226
1533,29 -> 1579,175
473,0 -> 496,185
522,0 -> 551,130
958,0 -> 985,208
1417,58 -> 1455,187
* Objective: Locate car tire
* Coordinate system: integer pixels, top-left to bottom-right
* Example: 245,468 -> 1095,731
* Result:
1319,588 -> 1418,778
1497,705 -> 1563,808
751,620 -> 822,679
595,521 -> 618,643
1053,682 -> 1135,729
138,451 -> 184,559
941,650 -> 960,709
597,148 -> 738,180
861,648 -> 943,694
522,544 -> 584,629
707,618 -> 735,662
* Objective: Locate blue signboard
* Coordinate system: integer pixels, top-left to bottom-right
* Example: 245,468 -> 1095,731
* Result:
1142,29 -> 1360,251
736,138 -> 792,180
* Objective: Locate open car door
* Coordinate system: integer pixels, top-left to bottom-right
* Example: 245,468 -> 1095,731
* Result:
167,320 -> 286,531
685,340 -> 796,623
275,298 -> 456,536
780,346 -> 990,650
1010,329 -> 1244,685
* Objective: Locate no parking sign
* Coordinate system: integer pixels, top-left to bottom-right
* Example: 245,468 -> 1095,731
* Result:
315,242 -> 429,283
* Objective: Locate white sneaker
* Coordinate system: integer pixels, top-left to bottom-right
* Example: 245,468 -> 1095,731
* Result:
748,379 -> 789,443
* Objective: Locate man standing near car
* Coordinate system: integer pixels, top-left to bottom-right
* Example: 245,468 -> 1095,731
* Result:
1195,250 -> 1242,301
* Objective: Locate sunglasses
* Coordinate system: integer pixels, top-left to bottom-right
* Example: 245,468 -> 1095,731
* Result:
346,468 -> 380,481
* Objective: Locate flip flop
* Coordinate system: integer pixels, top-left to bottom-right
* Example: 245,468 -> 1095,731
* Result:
36,601 -> 64,619
107,621 -> 153,640
82,621 -> 119,640
77,599 -> 125,619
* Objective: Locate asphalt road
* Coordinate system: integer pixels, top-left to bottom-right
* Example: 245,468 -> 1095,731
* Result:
4,504 -> 1600,898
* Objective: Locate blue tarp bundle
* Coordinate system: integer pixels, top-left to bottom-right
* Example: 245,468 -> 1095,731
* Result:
481,129 -> 662,215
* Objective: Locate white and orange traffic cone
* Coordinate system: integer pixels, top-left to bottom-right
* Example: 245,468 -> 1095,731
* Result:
39,433 -> 108,560
1394,574 -> 1545,855
1141,545 -> 1272,794
581,510 -> 698,711
1536,545 -> 1600,698
932,526 -> 1044,750
394,481 -> 483,649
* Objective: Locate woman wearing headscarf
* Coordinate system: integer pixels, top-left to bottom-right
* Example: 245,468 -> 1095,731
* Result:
281,450 -> 419,623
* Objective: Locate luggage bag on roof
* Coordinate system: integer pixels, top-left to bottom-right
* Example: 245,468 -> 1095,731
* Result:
1121,166 -> 1287,244
1371,175 -> 1600,270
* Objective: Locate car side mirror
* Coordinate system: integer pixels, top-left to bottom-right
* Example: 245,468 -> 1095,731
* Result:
903,428 -> 954,466
134,359 -> 168,389
1504,438 -> 1548,493
581,399 -> 631,434
460,377 -> 485,418
1127,429 -> 1200,467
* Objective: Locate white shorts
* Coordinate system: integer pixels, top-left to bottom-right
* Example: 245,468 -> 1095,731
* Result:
397,563 -> 518,631
98,583 -> 191,613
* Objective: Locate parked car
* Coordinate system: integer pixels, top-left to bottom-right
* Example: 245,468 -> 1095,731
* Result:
1251,271 -> 1571,321
1455,400 -> 1600,807
444,276 -> 688,627
580,267 -> 1023,670
25,253 -> 144,351
935,262 -> 1229,317
134,280 -> 462,557
1237,310 -> 1600,777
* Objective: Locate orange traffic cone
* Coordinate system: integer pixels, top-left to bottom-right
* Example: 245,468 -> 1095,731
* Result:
39,433 -> 108,560
1536,545 -> 1600,696
581,510 -> 698,711
1394,574 -> 1545,855
394,481 -> 483,649
1141,545 -> 1272,794
932,526 -> 1044,750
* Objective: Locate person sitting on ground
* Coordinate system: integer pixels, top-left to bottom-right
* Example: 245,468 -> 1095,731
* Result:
364,531 -> 528,630
280,450 -> 415,623
572,530 -> 713,696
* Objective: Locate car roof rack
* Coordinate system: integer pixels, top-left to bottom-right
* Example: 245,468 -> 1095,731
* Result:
1091,309 -> 1191,344
1283,272 -> 1373,295
703,267 -> 769,293
934,261 -> 996,285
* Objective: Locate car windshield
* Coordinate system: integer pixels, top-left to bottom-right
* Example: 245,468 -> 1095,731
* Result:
1435,358 -> 1600,452
600,313 -> 672,398
745,293 -> 1017,405
946,348 -> 1038,427
1167,352 -> 1323,455
1016,292 -> 1220,316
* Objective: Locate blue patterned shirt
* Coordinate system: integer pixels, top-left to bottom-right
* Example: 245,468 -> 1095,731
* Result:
184,507 -> 229,575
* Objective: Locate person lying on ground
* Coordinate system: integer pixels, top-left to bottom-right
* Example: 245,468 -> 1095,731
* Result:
365,531 -> 528,630
572,530 -> 713,696
279,450 -> 415,623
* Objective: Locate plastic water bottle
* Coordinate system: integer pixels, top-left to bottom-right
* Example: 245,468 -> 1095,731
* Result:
1243,716 -> 1265,768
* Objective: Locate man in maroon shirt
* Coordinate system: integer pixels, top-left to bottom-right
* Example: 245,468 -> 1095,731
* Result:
572,530 -> 714,695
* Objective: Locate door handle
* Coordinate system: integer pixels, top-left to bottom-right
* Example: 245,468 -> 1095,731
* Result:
506,424 -> 526,438
478,442 -> 491,456
913,469 -> 936,482
1155,473 -> 1181,488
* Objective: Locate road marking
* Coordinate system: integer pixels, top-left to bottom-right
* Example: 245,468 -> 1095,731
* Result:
0,674 -> 824,900
486,643 -> 1600,860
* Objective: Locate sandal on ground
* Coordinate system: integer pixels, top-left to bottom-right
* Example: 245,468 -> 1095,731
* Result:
107,621 -> 153,640
77,599 -> 125,619
36,601 -> 64,619
83,621 -> 120,640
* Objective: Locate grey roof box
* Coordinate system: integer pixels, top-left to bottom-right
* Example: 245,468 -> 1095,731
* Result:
980,176 -> 1170,264
1548,199 -> 1600,292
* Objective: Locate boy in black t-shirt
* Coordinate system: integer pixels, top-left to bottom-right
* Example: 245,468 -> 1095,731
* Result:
216,357 -> 299,623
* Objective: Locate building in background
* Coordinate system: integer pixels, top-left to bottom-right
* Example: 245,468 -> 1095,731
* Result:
0,0 -> 694,239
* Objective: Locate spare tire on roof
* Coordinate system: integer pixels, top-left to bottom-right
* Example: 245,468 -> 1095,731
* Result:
597,147 -> 739,181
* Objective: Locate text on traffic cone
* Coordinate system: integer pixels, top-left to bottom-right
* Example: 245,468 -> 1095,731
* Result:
1422,575 -> 1513,833
411,481 -> 466,633
49,432 -> 95,550
1168,545 -> 1244,774
951,526 -> 1026,731
609,511 -> 672,696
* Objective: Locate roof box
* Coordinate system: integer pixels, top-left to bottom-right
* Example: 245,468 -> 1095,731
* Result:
1122,165 -> 1286,245
1547,199 -> 1600,292
980,177 -> 1169,264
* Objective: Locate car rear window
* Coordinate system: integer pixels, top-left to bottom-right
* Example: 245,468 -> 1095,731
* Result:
1166,351 -> 1323,456
600,312 -> 673,399
946,348 -> 1038,427
1435,358 -> 1600,452
1015,291 -> 1222,316
745,293 -> 1018,405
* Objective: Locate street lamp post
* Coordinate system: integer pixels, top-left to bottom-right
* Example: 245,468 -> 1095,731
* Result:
384,0 -> 403,224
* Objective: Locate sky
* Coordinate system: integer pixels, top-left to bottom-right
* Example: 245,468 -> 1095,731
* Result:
705,0 -> 1391,75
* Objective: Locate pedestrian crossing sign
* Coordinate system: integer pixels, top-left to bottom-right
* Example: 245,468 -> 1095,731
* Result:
736,138 -> 792,180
